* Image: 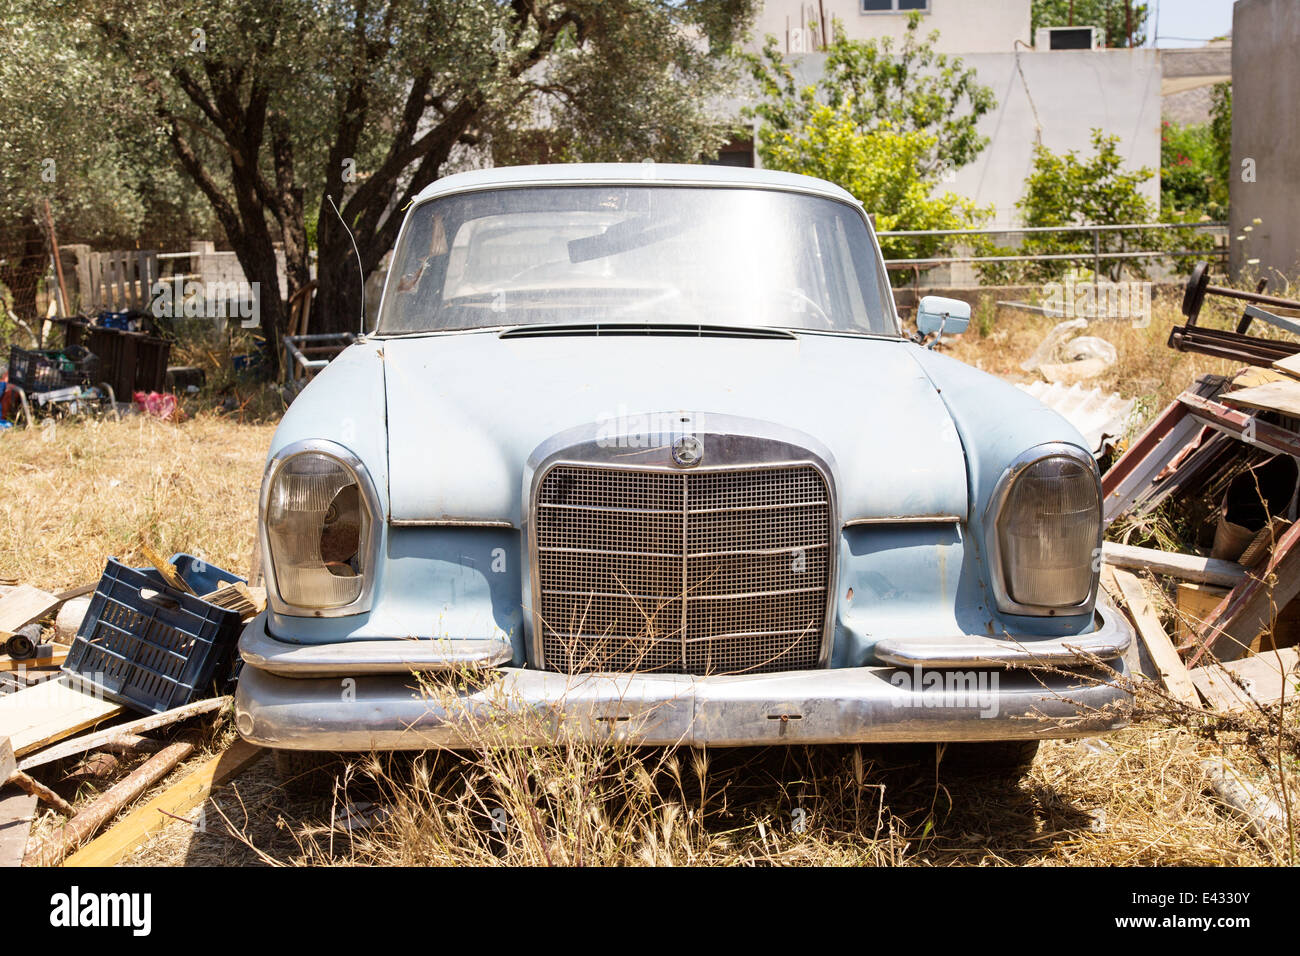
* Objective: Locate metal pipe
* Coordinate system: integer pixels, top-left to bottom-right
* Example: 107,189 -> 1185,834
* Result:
878,221 -> 1227,238
886,249 -> 1227,268
1204,283 -> 1300,311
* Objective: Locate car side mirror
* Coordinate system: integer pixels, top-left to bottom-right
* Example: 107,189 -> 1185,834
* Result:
916,296 -> 971,337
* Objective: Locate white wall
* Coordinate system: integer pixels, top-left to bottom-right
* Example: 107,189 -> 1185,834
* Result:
749,0 -> 1032,54
759,48 -> 1163,227
949,49 -> 1163,225
1230,0 -> 1300,280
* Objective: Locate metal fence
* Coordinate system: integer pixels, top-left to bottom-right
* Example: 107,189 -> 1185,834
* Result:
876,221 -> 1229,279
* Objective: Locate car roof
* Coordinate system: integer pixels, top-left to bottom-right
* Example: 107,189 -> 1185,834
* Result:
410,163 -> 861,206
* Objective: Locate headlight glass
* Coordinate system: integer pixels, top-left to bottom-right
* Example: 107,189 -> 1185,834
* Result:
265,452 -> 369,608
997,453 -> 1099,609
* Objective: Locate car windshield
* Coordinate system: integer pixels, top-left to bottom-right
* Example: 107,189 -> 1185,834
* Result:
376,185 -> 896,336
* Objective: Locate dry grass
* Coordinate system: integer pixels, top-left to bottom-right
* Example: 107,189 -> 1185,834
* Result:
7,305 -> 1298,867
0,413 -> 274,590
945,290 -> 1248,433
98,709 -> 1296,867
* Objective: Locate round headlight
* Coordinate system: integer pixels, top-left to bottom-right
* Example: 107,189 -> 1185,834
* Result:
989,445 -> 1100,614
263,447 -> 373,610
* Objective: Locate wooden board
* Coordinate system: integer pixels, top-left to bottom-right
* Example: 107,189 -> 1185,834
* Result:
1103,542 -> 1246,588
0,735 -> 13,782
1193,519 -> 1300,665
64,739 -> 266,867
1190,647 -> 1300,712
0,585 -> 59,635
0,648 -> 68,672
0,790 -> 37,868
1109,569 -> 1203,707
0,677 -> 124,756
1220,380 -> 1300,418
18,695 -> 229,772
1100,566 -> 1145,678
1176,582 -> 1231,646
1271,352 -> 1300,381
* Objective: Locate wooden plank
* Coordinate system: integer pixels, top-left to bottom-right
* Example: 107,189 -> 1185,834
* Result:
1176,582 -> 1231,646
0,791 -> 37,868
1273,352 -> 1300,381
1109,569 -> 1203,707
54,583 -> 96,603
26,738 -> 195,867
0,585 -> 60,635
64,739 -> 266,867
0,648 -> 68,672
1190,647 -> 1300,712
1103,542 -> 1247,588
1192,518 -> 1300,665
1220,380 -> 1300,418
0,677 -> 124,757
18,696 -> 229,772
0,735 -> 13,782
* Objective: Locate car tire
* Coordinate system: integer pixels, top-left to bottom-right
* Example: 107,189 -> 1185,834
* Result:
273,748 -> 343,796
939,740 -> 1040,777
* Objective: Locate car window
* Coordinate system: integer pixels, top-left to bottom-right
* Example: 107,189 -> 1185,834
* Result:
378,185 -> 896,336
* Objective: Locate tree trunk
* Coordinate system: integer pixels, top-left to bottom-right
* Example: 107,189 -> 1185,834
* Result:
314,214 -> 367,336
231,236 -> 286,378
0,216 -> 47,323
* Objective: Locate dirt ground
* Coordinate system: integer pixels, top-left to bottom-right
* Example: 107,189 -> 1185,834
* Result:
4,299 -> 1297,865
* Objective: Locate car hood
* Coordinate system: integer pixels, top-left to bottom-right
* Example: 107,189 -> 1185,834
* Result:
381,330 -> 968,524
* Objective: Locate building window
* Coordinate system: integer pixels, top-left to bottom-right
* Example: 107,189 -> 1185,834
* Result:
862,0 -> 929,12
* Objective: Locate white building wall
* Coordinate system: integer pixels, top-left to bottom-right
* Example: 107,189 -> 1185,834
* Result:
949,49 -> 1163,225
757,47 -> 1162,227
749,0 -> 1032,55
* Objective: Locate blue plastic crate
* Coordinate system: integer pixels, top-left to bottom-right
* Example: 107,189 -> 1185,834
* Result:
62,556 -> 247,714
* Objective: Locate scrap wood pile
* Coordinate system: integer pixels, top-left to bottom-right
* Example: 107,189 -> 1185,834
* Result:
0,547 -> 267,867
1100,263 -> 1300,721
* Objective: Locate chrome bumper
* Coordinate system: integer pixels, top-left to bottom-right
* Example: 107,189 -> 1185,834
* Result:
238,614 -> 513,677
872,601 -> 1132,668
233,656 -> 1132,751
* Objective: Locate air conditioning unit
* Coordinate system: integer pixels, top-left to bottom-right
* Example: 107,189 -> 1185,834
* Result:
1036,26 -> 1104,50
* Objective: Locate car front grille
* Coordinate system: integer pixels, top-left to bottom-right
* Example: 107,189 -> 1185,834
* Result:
534,464 -> 831,675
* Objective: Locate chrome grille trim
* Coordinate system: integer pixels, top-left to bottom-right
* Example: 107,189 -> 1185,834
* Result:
532,462 -> 834,676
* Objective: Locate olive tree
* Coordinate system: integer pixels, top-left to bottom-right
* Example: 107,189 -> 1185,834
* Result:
34,0 -> 757,372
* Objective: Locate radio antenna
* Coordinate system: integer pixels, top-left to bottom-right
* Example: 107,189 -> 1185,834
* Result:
327,194 -> 366,335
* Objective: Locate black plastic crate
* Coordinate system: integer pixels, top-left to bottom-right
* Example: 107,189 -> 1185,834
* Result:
63,557 -> 246,714
7,345 -> 101,394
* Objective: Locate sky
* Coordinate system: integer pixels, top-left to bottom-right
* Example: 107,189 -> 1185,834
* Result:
1147,0 -> 1237,47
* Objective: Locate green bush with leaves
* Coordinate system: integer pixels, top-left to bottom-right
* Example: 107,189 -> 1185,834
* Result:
746,14 -> 995,279
985,130 -> 1213,284
1210,82 -> 1233,203
761,102 -> 991,263
1161,114 -> 1231,221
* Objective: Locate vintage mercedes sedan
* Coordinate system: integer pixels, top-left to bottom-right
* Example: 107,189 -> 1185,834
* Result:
233,163 -> 1134,772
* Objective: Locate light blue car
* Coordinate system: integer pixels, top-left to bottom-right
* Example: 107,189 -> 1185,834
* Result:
233,163 -> 1133,773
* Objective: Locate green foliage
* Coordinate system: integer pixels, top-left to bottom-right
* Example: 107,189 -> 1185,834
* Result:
989,130 -> 1212,284
746,13 -> 994,280
1160,120 -> 1226,220
1031,0 -> 1149,47
746,14 -> 996,179
12,0 -> 759,343
1209,82 -> 1233,204
760,102 -> 991,263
